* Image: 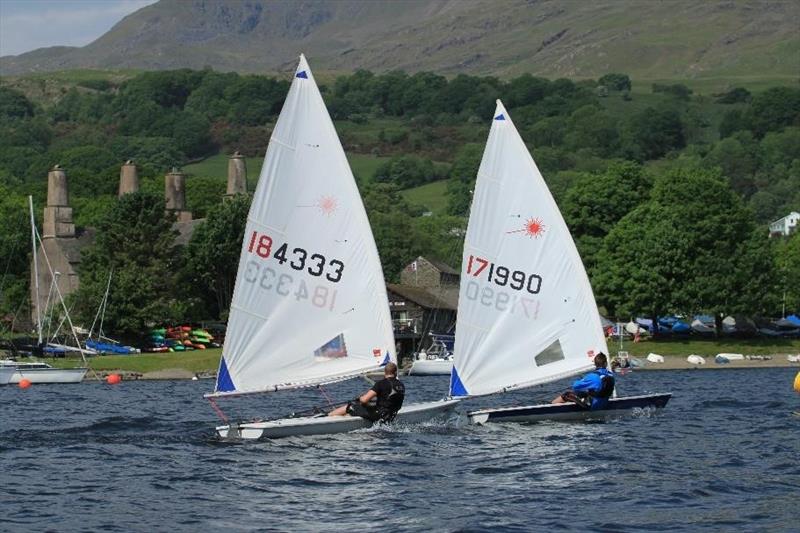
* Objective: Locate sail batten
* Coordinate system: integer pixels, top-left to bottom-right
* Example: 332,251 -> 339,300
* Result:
212,55 -> 395,396
450,100 -> 607,397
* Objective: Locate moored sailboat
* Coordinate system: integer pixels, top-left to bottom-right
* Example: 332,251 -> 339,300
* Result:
449,101 -> 670,424
206,55 -> 458,439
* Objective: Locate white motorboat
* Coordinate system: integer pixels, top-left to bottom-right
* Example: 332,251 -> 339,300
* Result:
206,56 -> 459,439
0,360 -> 88,384
408,356 -> 453,376
408,339 -> 454,375
0,367 -> 15,385
447,101 -> 670,424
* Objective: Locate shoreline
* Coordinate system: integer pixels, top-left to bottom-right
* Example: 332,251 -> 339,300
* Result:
77,357 -> 800,381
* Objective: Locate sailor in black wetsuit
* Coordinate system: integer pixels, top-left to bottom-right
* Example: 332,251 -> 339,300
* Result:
328,362 -> 405,423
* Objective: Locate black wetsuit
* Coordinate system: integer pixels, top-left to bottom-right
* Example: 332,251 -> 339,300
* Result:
347,377 -> 405,423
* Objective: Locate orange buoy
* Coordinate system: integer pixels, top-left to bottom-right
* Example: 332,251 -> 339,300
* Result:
19,378 -> 32,389
794,371 -> 800,394
106,373 -> 122,385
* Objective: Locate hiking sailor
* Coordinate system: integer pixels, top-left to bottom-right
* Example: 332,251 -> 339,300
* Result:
328,362 -> 405,422
551,353 -> 615,409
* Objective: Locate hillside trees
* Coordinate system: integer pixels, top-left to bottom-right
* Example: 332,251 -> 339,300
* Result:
72,192 -> 182,335
774,232 -> 800,314
183,194 -> 251,317
562,162 -> 651,272
598,73 -> 631,92
446,143 -> 484,216
0,188 -> 32,322
362,184 -> 426,281
373,155 -> 447,188
593,168 -> 775,328
622,105 -> 685,160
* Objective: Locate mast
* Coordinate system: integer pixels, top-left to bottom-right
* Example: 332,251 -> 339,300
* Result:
29,196 -> 42,345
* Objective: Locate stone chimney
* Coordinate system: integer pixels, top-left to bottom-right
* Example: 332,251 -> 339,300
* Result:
118,160 -> 139,197
165,167 -> 192,222
43,165 -> 75,238
226,151 -> 247,197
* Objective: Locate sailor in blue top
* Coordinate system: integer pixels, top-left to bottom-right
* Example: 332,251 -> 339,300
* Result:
551,353 -> 615,410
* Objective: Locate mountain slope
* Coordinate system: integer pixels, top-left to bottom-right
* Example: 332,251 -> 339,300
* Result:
1,0 -> 798,81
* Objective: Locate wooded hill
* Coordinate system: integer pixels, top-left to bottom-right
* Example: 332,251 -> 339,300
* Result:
0,66 -> 798,334
1,0 -> 798,87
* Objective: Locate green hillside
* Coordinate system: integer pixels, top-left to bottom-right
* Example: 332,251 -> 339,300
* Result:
1,0 -> 797,87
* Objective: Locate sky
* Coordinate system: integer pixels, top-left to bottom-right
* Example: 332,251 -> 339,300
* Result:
0,0 -> 157,57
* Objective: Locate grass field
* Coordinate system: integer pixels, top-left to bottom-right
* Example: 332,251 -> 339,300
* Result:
37,338 -> 800,377
400,180 -> 449,214
46,348 -> 222,374
610,337 -> 800,359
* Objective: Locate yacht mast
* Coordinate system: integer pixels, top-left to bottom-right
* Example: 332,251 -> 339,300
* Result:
28,195 -> 42,345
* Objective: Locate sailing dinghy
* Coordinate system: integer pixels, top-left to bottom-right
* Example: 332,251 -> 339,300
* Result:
449,101 -> 670,425
206,55 -> 459,439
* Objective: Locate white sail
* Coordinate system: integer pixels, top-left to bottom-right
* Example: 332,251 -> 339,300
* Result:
450,100 -> 606,397
210,55 -> 394,397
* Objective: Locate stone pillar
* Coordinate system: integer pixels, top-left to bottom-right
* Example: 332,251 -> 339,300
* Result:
118,160 -> 139,197
226,151 -> 247,197
43,165 -> 75,238
165,167 -> 192,222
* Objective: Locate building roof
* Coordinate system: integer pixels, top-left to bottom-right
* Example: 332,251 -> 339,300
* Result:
419,256 -> 459,275
387,283 -> 458,311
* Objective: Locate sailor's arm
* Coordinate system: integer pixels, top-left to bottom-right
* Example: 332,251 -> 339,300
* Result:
359,389 -> 377,405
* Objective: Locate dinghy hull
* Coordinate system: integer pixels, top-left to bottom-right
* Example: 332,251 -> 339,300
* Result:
467,393 -> 671,425
217,398 -> 461,439
9,368 -> 88,384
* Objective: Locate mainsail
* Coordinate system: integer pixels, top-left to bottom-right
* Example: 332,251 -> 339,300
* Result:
210,55 -> 394,397
450,100 -> 606,397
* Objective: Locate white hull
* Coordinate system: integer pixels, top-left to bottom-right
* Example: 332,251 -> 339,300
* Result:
217,398 -> 461,439
468,393 -> 672,425
0,367 -> 15,385
9,368 -> 88,384
408,359 -> 453,376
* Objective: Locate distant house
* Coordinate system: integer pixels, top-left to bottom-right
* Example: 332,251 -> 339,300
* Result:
769,211 -> 800,237
399,256 -> 460,288
387,256 -> 460,362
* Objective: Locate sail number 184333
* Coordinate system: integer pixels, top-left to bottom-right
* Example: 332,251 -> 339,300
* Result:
466,255 -> 542,294
247,231 -> 344,283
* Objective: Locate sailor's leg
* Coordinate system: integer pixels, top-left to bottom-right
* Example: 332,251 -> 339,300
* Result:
328,404 -> 348,416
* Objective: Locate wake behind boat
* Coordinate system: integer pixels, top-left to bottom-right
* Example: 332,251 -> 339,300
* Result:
206,55 -> 458,439
449,101 -> 670,424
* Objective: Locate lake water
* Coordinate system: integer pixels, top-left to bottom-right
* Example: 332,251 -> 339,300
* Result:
2,367 -> 799,531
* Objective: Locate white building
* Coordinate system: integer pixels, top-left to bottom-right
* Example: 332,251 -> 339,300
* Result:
769,211 -> 800,237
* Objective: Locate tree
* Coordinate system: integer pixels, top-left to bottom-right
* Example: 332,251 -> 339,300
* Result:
561,162 -> 651,272
0,188 -> 31,322
563,105 -> 620,157
594,168 -> 775,330
716,87 -> 751,104
622,105 -> 685,161
702,131 -> 761,197
0,86 -> 34,119
747,87 -> 800,138
774,232 -> 800,314
446,144 -> 484,216
373,155 -> 443,188
362,184 -> 426,281
183,194 -> 251,318
72,192 -> 182,335
598,73 -> 631,92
